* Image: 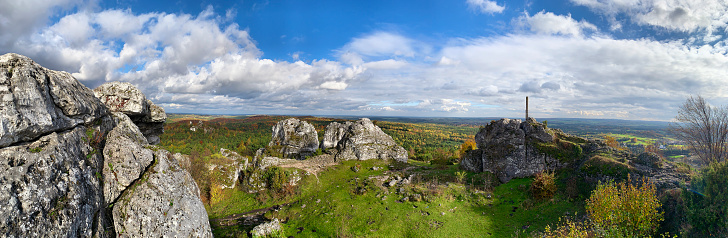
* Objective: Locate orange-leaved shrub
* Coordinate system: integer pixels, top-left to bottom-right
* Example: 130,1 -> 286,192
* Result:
586,176 -> 663,237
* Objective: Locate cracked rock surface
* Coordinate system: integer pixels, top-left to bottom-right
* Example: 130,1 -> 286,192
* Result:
0,53 -> 211,237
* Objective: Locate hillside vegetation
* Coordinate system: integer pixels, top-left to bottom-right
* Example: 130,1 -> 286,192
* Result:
159,115 -> 697,237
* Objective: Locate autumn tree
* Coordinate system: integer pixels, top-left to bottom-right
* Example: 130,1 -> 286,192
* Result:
670,95 -> 728,164
459,139 -> 477,157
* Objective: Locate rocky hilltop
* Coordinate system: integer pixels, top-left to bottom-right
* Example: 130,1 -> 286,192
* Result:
462,117 -> 689,190
0,53 -> 211,237
461,118 -> 563,182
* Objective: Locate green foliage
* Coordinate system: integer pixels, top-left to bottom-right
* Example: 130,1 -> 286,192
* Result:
581,155 -> 632,179
378,121 -> 478,161
586,176 -> 663,237
682,162 -> 728,236
29,147 -> 43,153
534,139 -> 583,163
264,166 -> 287,191
454,171 -> 466,183
531,171 -> 557,200
542,215 -> 592,238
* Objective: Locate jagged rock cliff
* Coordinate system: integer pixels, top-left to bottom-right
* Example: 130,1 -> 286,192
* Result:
268,118 -> 319,159
0,53 -> 211,237
461,118 -> 562,183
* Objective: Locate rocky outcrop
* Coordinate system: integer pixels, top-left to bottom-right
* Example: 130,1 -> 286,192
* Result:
208,148 -> 248,189
94,82 -> 166,145
0,53 -> 114,237
461,118 -> 560,183
328,118 -> 408,162
269,118 -> 319,159
0,53 -> 107,148
322,121 -> 351,149
112,149 -> 211,237
0,53 -> 211,237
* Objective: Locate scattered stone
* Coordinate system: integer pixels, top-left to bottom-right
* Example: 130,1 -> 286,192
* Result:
251,218 -> 282,237
411,194 -> 423,202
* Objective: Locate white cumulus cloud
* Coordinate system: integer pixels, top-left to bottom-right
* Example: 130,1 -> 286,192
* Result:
466,0 -> 505,14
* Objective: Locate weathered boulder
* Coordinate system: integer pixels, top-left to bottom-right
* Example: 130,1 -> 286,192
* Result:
112,149 -> 212,238
251,218 -> 282,237
322,121 -> 351,149
331,118 -> 408,162
0,126 -> 114,237
0,53 -> 107,148
268,118 -> 319,159
102,112 -> 154,204
462,118 -> 561,183
94,82 -> 166,144
0,53 -> 115,237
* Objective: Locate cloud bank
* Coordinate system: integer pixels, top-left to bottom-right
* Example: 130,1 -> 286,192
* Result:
2,0 -> 728,120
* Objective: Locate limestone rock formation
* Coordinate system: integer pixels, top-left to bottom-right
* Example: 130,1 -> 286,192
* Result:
208,148 -> 248,189
269,118 -> 319,159
461,118 -> 560,183
103,112 -> 154,204
0,53 -> 114,237
0,53 -> 211,237
112,149 -> 211,238
329,118 -> 408,162
322,121 -> 351,149
0,53 -> 107,148
94,82 -> 166,145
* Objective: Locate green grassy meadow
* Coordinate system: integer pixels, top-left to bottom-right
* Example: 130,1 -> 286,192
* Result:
211,159 -> 582,237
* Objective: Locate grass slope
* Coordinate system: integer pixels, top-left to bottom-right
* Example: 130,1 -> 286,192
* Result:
211,159 -> 581,237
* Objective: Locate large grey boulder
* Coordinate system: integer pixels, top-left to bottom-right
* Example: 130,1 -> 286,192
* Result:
269,118 -> 319,159
462,118 -> 560,183
0,53 -> 107,148
112,149 -> 212,238
331,118 -> 408,162
102,112 -> 154,204
94,82 -> 166,145
0,126 -> 114,237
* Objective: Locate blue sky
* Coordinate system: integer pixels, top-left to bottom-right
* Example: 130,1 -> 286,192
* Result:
2,0 -> 728,120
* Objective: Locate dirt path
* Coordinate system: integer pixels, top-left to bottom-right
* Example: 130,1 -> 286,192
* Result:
210,202 -> 294,227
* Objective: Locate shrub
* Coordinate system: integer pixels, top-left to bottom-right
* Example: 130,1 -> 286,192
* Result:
264,166 -> 287,191
531,171 -> 557,200
586,176 -> 663,237
454,171 -> 466,183
682,162 -> 728,236
542,215 -> 593,238
459,139 -> 477,159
